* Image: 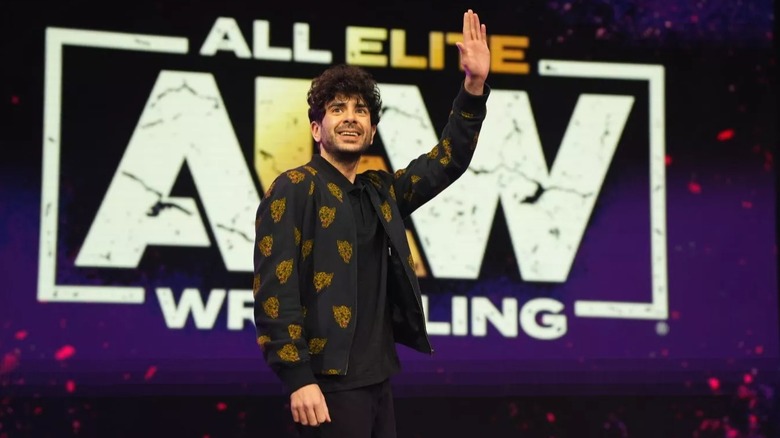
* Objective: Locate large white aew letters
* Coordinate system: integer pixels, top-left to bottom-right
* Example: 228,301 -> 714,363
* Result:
77,75 -> 632,282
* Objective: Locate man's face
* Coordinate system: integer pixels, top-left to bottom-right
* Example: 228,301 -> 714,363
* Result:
311,94 -> 376,160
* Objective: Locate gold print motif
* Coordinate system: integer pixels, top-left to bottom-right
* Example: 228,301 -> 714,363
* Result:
367,173 -> 383,188
252,274 -> 261,296
308,338 -> 327,354
258,235 -> 273,257
332,305 -> 352,328
262,297 -> 279,319
323,369 -> 341,375
302,306 -> 308,318
276,259 -> 293,284
314,272 -> 334,292
277,344 -> 300,362
286,170 -> 305,183
440,138 -> 453,166
380,201 -> 392,222
389,185 -> 396,201
294,227 -> 301,246
403,191 -> 414,202
427,145 -> 440,159
327,183 -> 343,202
309,181 -> 315,195
304,165 -> 317,175
288,324 -> 302,339
257,335 -> 270,350
460,110 -> 476,119
408,254 -> 415,271
271,198 -> 286,223
302,240 -> 313,259
337,240 -> 352,263
255,218 -> 262,231
319,206 -> 336,228
410,175 -> 421,184
393,168 -> 406,180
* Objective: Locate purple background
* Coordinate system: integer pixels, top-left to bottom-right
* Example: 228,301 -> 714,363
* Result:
0,0 -> 776,397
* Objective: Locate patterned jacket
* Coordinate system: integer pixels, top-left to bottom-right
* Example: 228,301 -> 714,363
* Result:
253,83 -> 490,392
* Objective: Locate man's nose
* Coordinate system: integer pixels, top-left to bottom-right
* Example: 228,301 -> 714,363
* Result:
343,108 -> 358,121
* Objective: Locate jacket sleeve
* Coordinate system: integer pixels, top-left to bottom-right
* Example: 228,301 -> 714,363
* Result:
253,171 -> 317,394
391,82 -> 490,218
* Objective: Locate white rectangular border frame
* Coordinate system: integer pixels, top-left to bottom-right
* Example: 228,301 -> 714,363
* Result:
538,59 -> 668,320
38,28 -> 188,303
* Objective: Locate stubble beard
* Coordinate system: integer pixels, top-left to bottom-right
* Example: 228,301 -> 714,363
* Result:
321,139 -> 370,166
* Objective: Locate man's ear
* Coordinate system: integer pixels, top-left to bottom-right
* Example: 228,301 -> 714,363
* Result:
311,121 -> 321,143
368,125 -> 377,145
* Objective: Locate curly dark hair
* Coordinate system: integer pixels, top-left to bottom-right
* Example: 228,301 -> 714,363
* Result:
307,64 -> 382,125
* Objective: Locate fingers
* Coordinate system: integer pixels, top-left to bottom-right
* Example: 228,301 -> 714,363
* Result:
462,10 -> 470,40
315,400 -> 331,424
463,9 -> 486,42
290,386 -> 330,427
305,405 -> 319,426
470,10 -> 479,41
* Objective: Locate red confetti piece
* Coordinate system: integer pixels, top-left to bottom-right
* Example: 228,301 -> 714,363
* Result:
65,380 -> 76,393
755,345 -> 764,355
216,402 -> 227,411
144,365 -> 157,381
707,377 -> 720,391
664,155 -> 672,166
546,412 -> 556,423
34,406 -> 43,415
0,351 -> 20,375
54,345 -> 76,361
688,182 -> 701,194
743,373 -> 754,384
14,330 -> 27,341
742,201 -> 753,209
10,96 -> 19,105
671,310 -> 681,320
716,129 -> 734,141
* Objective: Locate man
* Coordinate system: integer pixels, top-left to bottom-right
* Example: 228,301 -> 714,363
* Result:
253,9 -> 490,437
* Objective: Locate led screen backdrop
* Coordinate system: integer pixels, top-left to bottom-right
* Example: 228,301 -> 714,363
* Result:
1,0 -> 776,396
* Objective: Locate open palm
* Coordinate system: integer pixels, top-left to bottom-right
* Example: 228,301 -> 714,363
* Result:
456,9 -> 490,84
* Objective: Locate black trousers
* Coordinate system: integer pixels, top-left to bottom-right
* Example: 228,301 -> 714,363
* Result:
296,379 -> 396,438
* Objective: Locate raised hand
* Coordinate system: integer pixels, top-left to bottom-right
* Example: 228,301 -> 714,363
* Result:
455,9 -> 490,95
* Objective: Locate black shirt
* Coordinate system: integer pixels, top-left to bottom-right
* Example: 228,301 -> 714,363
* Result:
317,176 -> 400,392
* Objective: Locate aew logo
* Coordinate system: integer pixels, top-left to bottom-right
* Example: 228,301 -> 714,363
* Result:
38,27 -> 668,334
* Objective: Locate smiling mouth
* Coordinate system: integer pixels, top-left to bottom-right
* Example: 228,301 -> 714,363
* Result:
338,131 -> 361,137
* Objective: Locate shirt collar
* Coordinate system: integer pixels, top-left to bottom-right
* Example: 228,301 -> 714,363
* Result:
309,154 -> 358,192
